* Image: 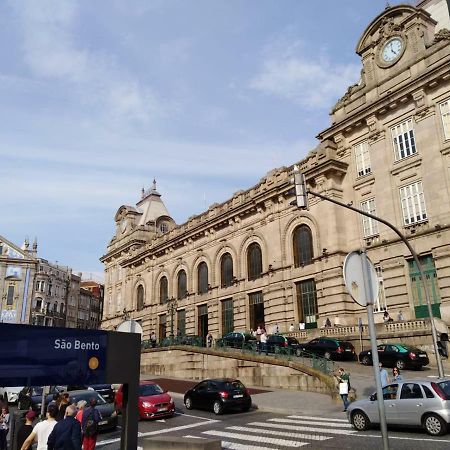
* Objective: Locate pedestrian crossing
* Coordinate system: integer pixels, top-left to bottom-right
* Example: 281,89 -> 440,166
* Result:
183,414 -> 354,449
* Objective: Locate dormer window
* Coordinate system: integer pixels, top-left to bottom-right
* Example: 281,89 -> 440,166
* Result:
160,222 -> 169,233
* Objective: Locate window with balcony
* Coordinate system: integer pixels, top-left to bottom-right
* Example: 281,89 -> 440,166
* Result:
399,181 -> 427,225
440,99 -> 450,140
360,198 -> 379,237
391,118 -> 417,161
354,141 -> 372,177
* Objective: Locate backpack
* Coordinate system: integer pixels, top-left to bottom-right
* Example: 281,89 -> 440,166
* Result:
83,409 -> 98,437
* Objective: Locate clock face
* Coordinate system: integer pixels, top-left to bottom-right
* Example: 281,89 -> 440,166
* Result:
381,37 -> 403,63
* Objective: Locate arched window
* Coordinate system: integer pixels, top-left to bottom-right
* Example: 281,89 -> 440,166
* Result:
160,277 -> 168,304
247,243 -> 263,281
197,262 -> 208,294
137,285 -> 145,311
177,270 -> 187,300
221,253 -> 233,287
293,225 -> 313,267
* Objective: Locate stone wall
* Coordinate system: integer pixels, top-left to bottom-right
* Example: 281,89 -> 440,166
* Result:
141,347 -> 335,396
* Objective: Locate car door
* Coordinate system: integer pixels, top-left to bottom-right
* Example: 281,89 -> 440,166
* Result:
305,338 -> 320,355
382,384 -> 399,424
396,382 -> 424,425
376,344 -> 387,366
192,381 -> 209,409
383,344 -> 398,367
206,382 -> 220,409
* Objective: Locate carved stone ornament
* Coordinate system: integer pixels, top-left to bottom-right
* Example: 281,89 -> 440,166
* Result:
433,28 -> 450,44
377,17 -> 403,44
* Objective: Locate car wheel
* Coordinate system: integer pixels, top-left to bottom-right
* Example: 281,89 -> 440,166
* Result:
395,359 -> 406,370
184,396 -> 193,410
213,400 -> 224,415
361,355 -> 371,366
423,413 -> 446,436
324,351 -> 331,360
351,410 -> 371,431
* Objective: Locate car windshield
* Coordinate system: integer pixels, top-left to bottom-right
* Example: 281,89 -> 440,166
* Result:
70,392 -> 106,405
223,380 -> 246,391
139,384 -> 164,396
437,380 -> 450,400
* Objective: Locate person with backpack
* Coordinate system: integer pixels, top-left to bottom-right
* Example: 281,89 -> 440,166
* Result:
47,404 -> 82,450
81,398 -> 101,450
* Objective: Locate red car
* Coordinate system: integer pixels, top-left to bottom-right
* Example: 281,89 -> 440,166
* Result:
115,380 -> 175,420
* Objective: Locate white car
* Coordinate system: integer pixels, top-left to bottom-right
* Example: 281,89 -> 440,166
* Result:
0,386 -> 24,404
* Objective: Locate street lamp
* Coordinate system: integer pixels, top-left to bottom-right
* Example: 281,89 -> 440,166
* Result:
167,297 -> 178,339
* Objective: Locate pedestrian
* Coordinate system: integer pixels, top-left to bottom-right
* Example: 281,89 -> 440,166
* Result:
397,310 -> 405,321
18,387 -> 36,412
392,367 -> 403,382
150,331 -> 157,348
56,393 -> 70,421
206,332 -> 213,348
273,324 -> 279,334
16,410 -> 36,450
336,368 -> 350,412
289,323 -> 295,333
259,329 -> 268,355
324,317 -> 332,328
20,403 -> 58,450
379,362 -> 390,388
383,310 -> 393,323
256,326 -> 262,352
81,398 -> 102,450
47,404 -> 82,450
75,401 -> 87,424
0,405 -> 10,450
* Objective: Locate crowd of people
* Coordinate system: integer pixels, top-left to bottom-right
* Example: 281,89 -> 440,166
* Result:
0,389 -> 102,450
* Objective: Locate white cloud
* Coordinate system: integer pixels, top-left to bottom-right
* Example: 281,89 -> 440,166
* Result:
250,35 -> 360,109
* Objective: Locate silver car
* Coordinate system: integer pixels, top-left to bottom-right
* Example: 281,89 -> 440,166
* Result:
347,378 -> 450,436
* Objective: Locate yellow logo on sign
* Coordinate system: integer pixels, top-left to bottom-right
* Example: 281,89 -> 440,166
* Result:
88,357 -> 99,370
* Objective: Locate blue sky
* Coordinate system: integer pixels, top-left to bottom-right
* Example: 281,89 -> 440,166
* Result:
1,0 -> 397,280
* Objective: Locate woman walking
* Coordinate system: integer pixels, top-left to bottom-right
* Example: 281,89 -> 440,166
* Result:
336,368 -> 350,412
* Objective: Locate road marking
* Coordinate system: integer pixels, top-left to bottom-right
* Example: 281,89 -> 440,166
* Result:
183,435 -> 207,439
176,412 -> 218,421
222,441 -> 279,450
203,430 -> 308,447
268,418 -> 352,428
249,421 -> 355,435
426,375 -> 450,378
351,433 -> 450,443
287,415 -> 348,423
227,426 -> 332,441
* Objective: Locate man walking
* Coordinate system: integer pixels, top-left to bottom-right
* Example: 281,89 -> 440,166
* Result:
81,398 -> 102,450
379,362 -> 390,388
47,404 -> 82,450
20,403 -> 58,450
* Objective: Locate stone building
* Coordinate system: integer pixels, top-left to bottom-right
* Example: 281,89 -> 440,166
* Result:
66,272 -> 81,328
101,2 -> 450,342
80,280 -> 104,329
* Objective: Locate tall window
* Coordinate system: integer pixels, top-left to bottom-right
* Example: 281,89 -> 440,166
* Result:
399,181 -> 427,225
440,99 -> 450,140
177,270 -> 187,299
159,277 -> 168,304
7,285 -> 14,306
221,253 -> 234,287
197,262 -> 208,294
374,266 -> 387,313
247,243 -> 263,280
177,309 -> 186,336
354,141 -> 372,177
391,118 -> 417,161
249,291 -> 264,330
221,299 -> 234,335
296,279 -> 318,329
360,198 -> 379,237
293,225 -> 313,267
136,285 -> 145,311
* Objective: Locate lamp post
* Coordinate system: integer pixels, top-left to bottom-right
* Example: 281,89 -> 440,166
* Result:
168,298 -> 178,339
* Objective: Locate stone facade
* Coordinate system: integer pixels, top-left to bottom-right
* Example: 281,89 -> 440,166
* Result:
101,3 -> 450,343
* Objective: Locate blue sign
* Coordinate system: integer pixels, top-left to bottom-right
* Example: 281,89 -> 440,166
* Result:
0,324 -> 107,387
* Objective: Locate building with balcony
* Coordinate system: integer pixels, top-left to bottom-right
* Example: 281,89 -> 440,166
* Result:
101,2 -> 450,343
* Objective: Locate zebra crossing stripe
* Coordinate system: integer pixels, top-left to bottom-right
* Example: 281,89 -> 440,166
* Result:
249,421 -> 355,435
222,441 -> 280,450
203,430 -> 308,447
226,426 -> 332,441
268,418 -> 352,428
287,415 -> 348,423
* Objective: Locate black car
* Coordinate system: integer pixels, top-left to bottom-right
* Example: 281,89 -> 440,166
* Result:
359,343 -> 429,370
299,337 -> 356,360
184,379 -> 252,415
29,386 -> 65,411
266,335 -> 302,356
68,390 -> 118,431
216,332 -> 257,349
66,384 -> 114,403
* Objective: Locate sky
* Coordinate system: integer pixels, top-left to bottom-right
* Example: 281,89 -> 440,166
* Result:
0,0 -> 405,280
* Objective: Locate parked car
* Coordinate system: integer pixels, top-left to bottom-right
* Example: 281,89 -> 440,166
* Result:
348,378 -> 450,436
184,378 -> 252,415
358,343 -> 429,370
66,384 -> 115,402
216,332 -> 257,349
68,390 -> 117,431
115,380 -> 175,420
266,334 -> 302,356
30,386 -> 65,410
299,337 -> 356,360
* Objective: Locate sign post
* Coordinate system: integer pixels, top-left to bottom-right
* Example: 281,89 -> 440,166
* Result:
344,251 -> 389,450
